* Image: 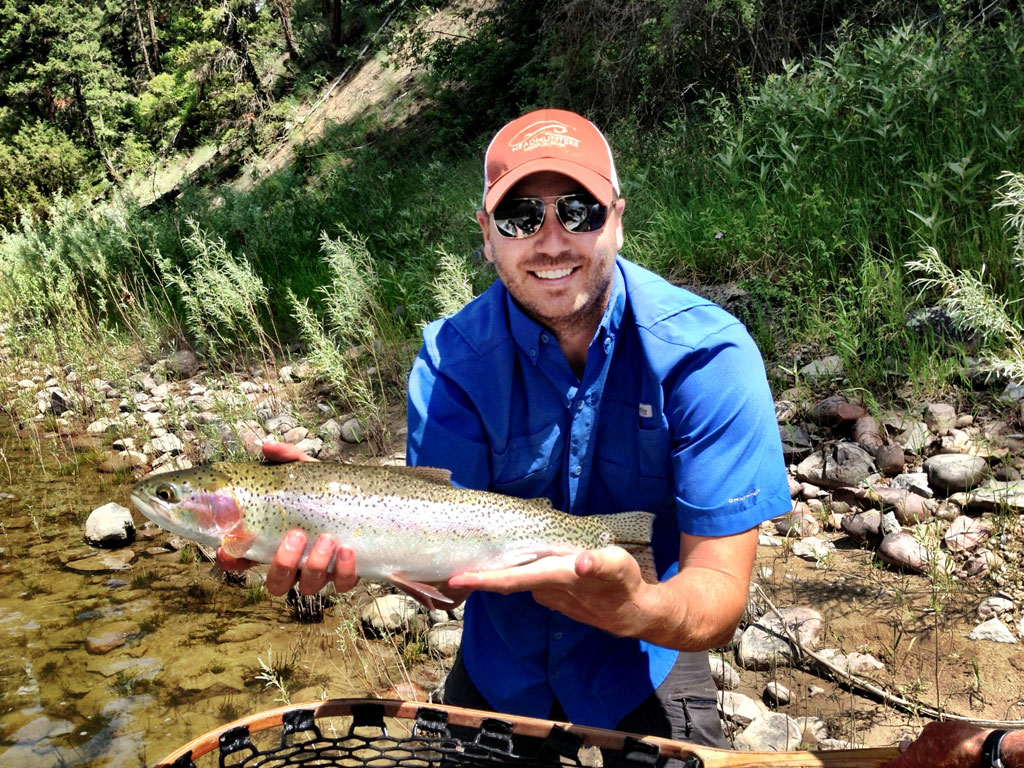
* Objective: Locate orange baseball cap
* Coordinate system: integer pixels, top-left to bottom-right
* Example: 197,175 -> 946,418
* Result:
482,108 -> 620,212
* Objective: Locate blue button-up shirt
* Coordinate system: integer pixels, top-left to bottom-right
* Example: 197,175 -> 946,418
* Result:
406,257 -> 789,729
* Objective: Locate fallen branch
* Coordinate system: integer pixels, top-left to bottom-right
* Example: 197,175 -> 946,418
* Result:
753,584 -> 1024,728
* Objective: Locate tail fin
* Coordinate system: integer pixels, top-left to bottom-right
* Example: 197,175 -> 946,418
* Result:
594,511 -> 658,584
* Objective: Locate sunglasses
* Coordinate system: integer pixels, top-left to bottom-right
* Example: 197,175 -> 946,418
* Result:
492,193 -> 611,238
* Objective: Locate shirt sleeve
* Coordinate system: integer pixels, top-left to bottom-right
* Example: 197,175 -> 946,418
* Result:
406,344 -> 492,491
666,323 -> 790,537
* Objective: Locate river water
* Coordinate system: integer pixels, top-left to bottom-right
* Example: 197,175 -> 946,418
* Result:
0,415 -> 411,767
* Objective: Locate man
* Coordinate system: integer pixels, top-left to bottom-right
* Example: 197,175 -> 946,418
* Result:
884,723 -> 1022,768
224,108 -> 791,748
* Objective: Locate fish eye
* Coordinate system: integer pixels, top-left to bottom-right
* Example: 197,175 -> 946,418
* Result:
154,483 -> 181,503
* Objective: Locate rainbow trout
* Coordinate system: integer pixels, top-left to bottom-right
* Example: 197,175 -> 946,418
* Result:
130,461 -> 655,606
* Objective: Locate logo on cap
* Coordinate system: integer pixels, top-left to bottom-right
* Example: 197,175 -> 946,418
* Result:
509,121 -> 580,153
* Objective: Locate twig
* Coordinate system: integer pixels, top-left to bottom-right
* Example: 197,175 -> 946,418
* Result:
752,584 -> 1024,728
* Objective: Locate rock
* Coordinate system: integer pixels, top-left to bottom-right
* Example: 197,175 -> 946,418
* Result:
852,415 -> 884,454
85,502 -> 136,547
295,437 -> 324,457
734,712 -> 802,751
800,482 -> 822,499
717,691 -> 768,727
875,444 -> 905,476
265,413 -> 297,434
144,433 -> 184,456
796,716 -> 829,745
709,656 -> 741,690
736,607 -> 823,670
85,621 -> 141,654
217,623 -> 269,644
896,421 -> 932,455
788,476 -> 803,498
840,510 -> 883,545
925,454 -> 989,493
320,418 -> 344,441
763,682 -> 791,706
816,648 -> 885,675
967,618 -> 1017,643
790,537 -> 835,562
282,426 -> 309,443
800,356 -> 844,383
86,417 -> 122,435
65,549 -> 136,573
775,506 -> 820,537
944,515 -> 992,553
360,594 -> 421,634
165,349 -> 200,379
775,400 -> 798,423
877,532 -> 951,575
978,596 -> 1014,620
796,443 -> 876,489
963,549 -> 1003,579
779,425 -> 814,462
340,417 -> 365,443
890,472 -> 934,498
426,621 -> 463,657
948,483 -> 1024,514
924,403 -> 957,433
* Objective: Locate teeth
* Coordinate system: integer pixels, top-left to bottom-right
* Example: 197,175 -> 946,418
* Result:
534,267 -> 574,280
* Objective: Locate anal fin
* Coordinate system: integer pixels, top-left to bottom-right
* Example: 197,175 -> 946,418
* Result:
388,573 -> 456,612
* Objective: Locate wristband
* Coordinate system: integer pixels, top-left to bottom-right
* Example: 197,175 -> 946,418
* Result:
981,729 -> 1009,768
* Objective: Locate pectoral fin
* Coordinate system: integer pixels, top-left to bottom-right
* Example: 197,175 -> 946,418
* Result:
388,573 -> 456,611
221,526 -> 257,559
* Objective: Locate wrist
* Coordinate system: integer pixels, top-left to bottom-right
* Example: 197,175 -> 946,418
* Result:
992,729 -> 1024,768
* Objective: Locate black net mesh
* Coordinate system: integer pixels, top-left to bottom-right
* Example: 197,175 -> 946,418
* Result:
164,702 -> 700,768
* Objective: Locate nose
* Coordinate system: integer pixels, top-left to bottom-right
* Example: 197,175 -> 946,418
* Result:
532,203 -> 572,254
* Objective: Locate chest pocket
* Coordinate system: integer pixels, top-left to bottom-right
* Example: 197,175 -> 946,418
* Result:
594,401 -> 673,512
491,423 -> 564,496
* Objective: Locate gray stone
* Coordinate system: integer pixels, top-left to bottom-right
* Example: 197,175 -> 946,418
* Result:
66,549 -> 136,573
734,712 -> 802,751
763,681 -> 791,706
790,536 -> 835,562
774,506 -> 819,537
736,607 -> 823,670
815,648 -> 885,675
978,596 -> 1014,620
717,691 -> 767,727
426,621 -> 463,657
360,594 -> 421,633
796,716 -> 830,745
890,472 -> 934,498
967,618 -> 1017,643
779,425 -> 814,461
265,413 -> 297,434
144,433 -> 184,456
165,349 -> 200,379
320,418 -> 344,441
85,502 -> 136,547
897,421 -> 932,455
709,656 -> 741,690
924,403 -> 957,433
924,454 -> 989,493
840,511 -> 882,545
799,355 -> 843,382
295,437 -> 324,457
796,443 -> 876,489
948,483 -> 1024,514
875,444 -> 905,476
341,417 -> 366,444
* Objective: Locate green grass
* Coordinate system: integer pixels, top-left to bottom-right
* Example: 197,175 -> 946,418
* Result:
1,19 -> 1023,402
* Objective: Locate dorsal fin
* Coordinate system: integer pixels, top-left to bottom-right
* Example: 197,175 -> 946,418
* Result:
380,465 -> 454,486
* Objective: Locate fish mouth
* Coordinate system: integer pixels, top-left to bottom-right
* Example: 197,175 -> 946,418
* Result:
129,491 -> 219,546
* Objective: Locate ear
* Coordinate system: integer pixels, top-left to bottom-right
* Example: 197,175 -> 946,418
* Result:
612,198 -> 626,251
476,210 -> 494,263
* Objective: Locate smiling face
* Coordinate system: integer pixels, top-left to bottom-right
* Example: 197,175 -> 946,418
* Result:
477,171 -> 625,340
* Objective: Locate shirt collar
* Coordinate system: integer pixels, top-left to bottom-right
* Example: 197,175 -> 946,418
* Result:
505,257 -> 626,365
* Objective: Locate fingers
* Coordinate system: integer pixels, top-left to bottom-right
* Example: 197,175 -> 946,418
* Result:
331,546 -> 359,593
262,439 -> 318,464
297,533 -> 336,595
266,529 -> 306,595
575,546 -> 632,581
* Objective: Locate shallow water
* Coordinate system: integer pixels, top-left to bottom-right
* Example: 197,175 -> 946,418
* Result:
0,416 -> 408,767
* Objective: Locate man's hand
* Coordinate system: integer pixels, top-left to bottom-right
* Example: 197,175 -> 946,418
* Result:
216,439 -> 360,596
884,723 -> 1018,768
449,546 -> 649,637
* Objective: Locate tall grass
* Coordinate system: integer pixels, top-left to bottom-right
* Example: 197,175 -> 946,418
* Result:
1,18 -> 1022,400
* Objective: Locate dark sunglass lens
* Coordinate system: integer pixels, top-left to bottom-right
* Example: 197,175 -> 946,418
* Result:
557,195 -> 607,233
494,198 -> 545,238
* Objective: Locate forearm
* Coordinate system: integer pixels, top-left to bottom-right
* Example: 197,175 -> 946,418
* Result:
629,565 -> 748,651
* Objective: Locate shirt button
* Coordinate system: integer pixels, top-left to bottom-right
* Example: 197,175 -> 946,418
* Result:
603,338 -> 613,354
553,631 -> 563,640
576,400 -> 584,411
571,465 -> 582,477
540,333 -> 550,344
529,348 -> 537,359
552,671 -> 560,680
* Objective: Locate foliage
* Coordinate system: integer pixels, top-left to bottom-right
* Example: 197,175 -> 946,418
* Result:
906,172 -> 1024,380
